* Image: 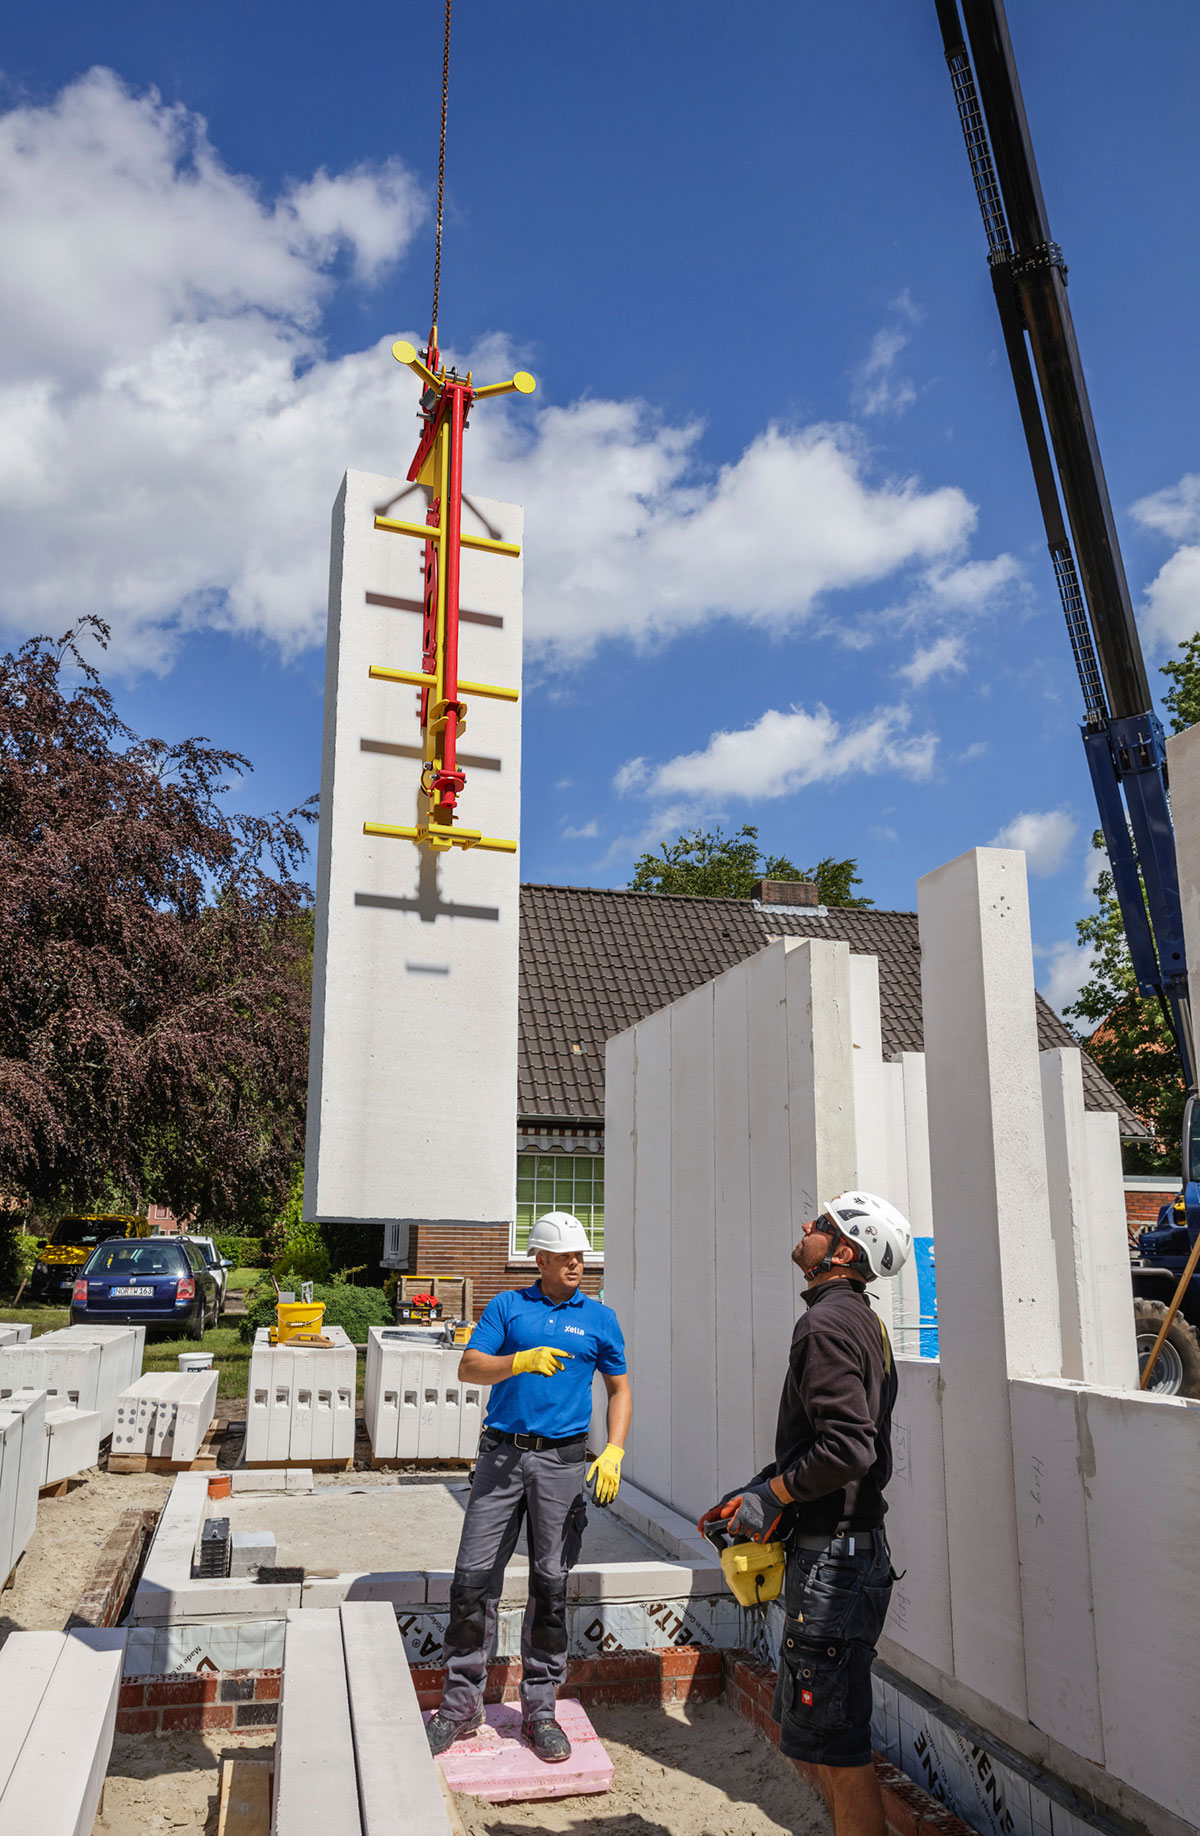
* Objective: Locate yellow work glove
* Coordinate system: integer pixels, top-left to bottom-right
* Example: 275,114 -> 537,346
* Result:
511,1345 -> 574,1377
586,1443 -> 624,1506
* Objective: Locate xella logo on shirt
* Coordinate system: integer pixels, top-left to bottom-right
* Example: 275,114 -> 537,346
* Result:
563,1325 -> 586,1337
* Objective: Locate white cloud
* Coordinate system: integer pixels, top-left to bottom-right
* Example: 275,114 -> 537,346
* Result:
1131,474 -> 1200,650
0,71 -> 990,677
898,633 -> 965,687
1036,940 -> 1095,1019
1133,474 -> 1200,543
561,819 -> 600,840
988,808 -> 1077,876
616,702 -> 936,804
851,293 -> 923,419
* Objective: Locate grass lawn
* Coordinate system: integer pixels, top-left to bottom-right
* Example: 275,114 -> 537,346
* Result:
142,1324 -> 251,1399
225,1267 -> 264,1294
0,1305 -> 69,1335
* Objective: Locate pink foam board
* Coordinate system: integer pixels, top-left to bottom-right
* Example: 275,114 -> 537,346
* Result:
426,1699 -> 614,1803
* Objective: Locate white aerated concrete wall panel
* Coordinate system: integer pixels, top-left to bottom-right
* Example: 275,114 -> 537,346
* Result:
0,1340 -> 101,1423
247,1328 -> 357,1464
34,1327 -> 142,1436
918,847 -> 1062,1720
712,966 -> 755,1502
848,953 -> 893,1337
884,1358 -> 952,1675
0,1628 -> 125,1836
363,1330 -> 485,1461
629,1005 -> 673,1501
43,1406 -> 102,1486
112,1371 -> 218,1463
1008,1378 -> 1104,1764
274,1609 -> 361,1834
305,469 -> 523,1235
0,1390 -> 44,1584
746,944 -> 796,1467
593,1026 -> 636,1459
1081,1109 -> 1139,1390
669,983 -> 718,1523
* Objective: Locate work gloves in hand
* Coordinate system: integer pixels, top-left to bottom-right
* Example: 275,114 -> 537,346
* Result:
585,1443 -> 624,1507
696,1487 -> 745,1538
698,1479 -> 785,1545
511,1345 -> 574,1377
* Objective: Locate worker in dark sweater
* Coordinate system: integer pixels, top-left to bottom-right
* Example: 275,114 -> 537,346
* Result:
699,1191 -> 912,1836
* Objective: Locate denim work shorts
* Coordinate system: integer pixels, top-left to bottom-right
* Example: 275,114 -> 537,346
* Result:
772,1533 -> 893,1769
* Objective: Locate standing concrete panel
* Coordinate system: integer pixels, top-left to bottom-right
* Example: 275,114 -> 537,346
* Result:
898,1052 -> 934,1358
1041,1050 -> 1138,1390
713,966 -> 755,1500
1082,1110 -> 1139,1391
1166,721 -> 1200,1002
746,944 -> 797,1469
630,1008 -> 673,1500
305,469 -> 522,1235
883,1358 -> 953,1674
846,951 -> 892,1336
1008,1377 -> 1104,1765
669,984 -> 718,1523
598,1028 -> 636,1457
918,847 -> 1062,1719
1082,1386 -> 1200,1821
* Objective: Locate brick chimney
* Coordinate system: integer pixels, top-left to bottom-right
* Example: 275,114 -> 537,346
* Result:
753,879 -> 820,907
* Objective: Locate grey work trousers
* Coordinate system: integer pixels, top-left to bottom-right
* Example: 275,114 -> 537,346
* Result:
439,1433 -> 589,1724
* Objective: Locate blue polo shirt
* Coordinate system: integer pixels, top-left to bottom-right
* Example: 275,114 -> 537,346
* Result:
468,1283 -> 626,1439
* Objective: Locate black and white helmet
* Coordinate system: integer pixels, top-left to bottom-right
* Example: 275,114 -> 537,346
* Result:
821,1192 -> 912,1279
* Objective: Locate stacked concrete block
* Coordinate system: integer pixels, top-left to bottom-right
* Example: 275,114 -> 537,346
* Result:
112,1369 -> 218,1463
0,1325 -> 142,1437
363,1329 -> 485,1462
0,1324 -> 31,1347
0,1628 -> 125,1834
42,1404 -> 103,1486
246,1326 -> 356,1464
0,1390 -> 45,1584
230,1530 -> 276,1578
305,471 -> 524,1243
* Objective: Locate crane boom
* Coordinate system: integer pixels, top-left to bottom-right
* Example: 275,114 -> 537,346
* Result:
934,0 -> 1196,1091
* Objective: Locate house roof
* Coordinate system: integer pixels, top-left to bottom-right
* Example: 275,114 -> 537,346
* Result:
518,883 -> 1148,1139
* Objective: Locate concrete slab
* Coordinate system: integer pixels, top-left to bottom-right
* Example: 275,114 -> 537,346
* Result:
342,1600 -> 453,1835
0,1628 -> 125,1836
274,1609 -> 360,1834
430,1699 -> 613,1803
0,1629 -> 64,1796
43,1406 -> 102,1484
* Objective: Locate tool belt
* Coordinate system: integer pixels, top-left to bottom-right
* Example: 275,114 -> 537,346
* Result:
481,1429 -> 587,1454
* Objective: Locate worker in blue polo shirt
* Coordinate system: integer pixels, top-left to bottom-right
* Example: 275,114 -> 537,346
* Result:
425,1211 -> 631,1765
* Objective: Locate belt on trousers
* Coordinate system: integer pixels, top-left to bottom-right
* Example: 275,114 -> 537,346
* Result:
482,1429 -> 587,1453
792,1529 -> 878,1556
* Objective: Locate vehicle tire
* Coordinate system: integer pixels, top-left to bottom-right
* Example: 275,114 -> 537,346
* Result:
189,1306 -> 205,1342
1134,1297 -> 1200,1397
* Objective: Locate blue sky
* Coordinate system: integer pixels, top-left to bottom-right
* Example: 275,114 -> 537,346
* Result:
3,1 -> 1200,1014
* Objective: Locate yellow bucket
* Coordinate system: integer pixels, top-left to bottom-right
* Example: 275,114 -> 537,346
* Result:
275,1301 -> 326,1342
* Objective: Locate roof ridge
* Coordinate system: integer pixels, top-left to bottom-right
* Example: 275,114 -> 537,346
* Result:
519,882 -> 916,917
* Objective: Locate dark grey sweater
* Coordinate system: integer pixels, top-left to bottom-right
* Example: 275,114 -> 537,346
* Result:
769,1279 -> 897,1534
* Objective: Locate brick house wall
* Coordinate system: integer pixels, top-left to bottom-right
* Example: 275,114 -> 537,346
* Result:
408,1222 -> 603,1316
1125,1180 -> 1175,1231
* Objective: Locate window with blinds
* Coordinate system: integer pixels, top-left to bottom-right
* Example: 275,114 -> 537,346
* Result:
513,1153 -> 604,1258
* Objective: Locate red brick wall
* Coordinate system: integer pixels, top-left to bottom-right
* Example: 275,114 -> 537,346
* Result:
117,1669 -> 280,1735
1126,1187 -> 1174,1228
409,1222 -> 603,1315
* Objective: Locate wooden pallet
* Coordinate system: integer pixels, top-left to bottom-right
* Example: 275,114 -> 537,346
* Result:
38,1477 -> 69,1500
108,1419 -> 225,1476
217,1755 -> 274,1836
242,1456 -> 354,1473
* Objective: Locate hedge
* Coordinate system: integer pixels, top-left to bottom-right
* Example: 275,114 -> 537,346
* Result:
238,1281 -> 392,1345
214,1235 -> 265,1267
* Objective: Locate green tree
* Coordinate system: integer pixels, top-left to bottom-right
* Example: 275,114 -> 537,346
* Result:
1065,832 -> 1183,1172
1161,631 -> 1200,733
628,824 -> 872,907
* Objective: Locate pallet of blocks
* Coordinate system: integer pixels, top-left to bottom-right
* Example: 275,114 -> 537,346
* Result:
0,1390 -> 45,1587
0,1324 -> 142,1439
245,1326 -> 356,1469
364,1326 -> 487,1465
110,1370 -> 220,1472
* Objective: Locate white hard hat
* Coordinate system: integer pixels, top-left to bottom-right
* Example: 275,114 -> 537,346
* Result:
821,1192 -> 912,1280
527,1211 -> 590,1255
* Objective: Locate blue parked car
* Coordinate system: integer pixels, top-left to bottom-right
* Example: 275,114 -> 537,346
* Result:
71,1236 -> 220,1340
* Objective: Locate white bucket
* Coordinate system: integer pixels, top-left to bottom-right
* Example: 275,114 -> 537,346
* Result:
178,1351 -> 214,1373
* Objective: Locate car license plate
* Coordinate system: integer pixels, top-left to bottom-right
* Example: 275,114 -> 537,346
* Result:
111,1287 -> 154,1298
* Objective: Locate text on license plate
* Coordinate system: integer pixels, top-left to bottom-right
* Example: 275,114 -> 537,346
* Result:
111,1287 -> 154,1298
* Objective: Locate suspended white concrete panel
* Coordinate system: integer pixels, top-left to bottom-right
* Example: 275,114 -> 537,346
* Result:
918,847 -> 1061,1720
712,966 -> 755,1501
668,983 -> 718,1523
305,469 -> 523,1238
883,1359 -> 952,1675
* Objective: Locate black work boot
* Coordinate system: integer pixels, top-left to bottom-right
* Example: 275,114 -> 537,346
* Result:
522,1716 -> 572,1762
425,1707 -> 484,1756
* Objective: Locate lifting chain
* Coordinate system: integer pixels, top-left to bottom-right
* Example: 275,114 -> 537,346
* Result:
431,0 -> 452,334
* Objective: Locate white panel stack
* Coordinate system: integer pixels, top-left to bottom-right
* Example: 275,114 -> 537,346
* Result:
0,1326 -> 142,1438
305,469 -> 524,1237
247,1327 -> 356,1464
0,1628 -> 126,1835
42,1405 -> 103,1487
363,1328 -> 485,1461
0,1390 -> 45,1584
0,1325 -> 31,1347
112,1371 -> 218,1464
